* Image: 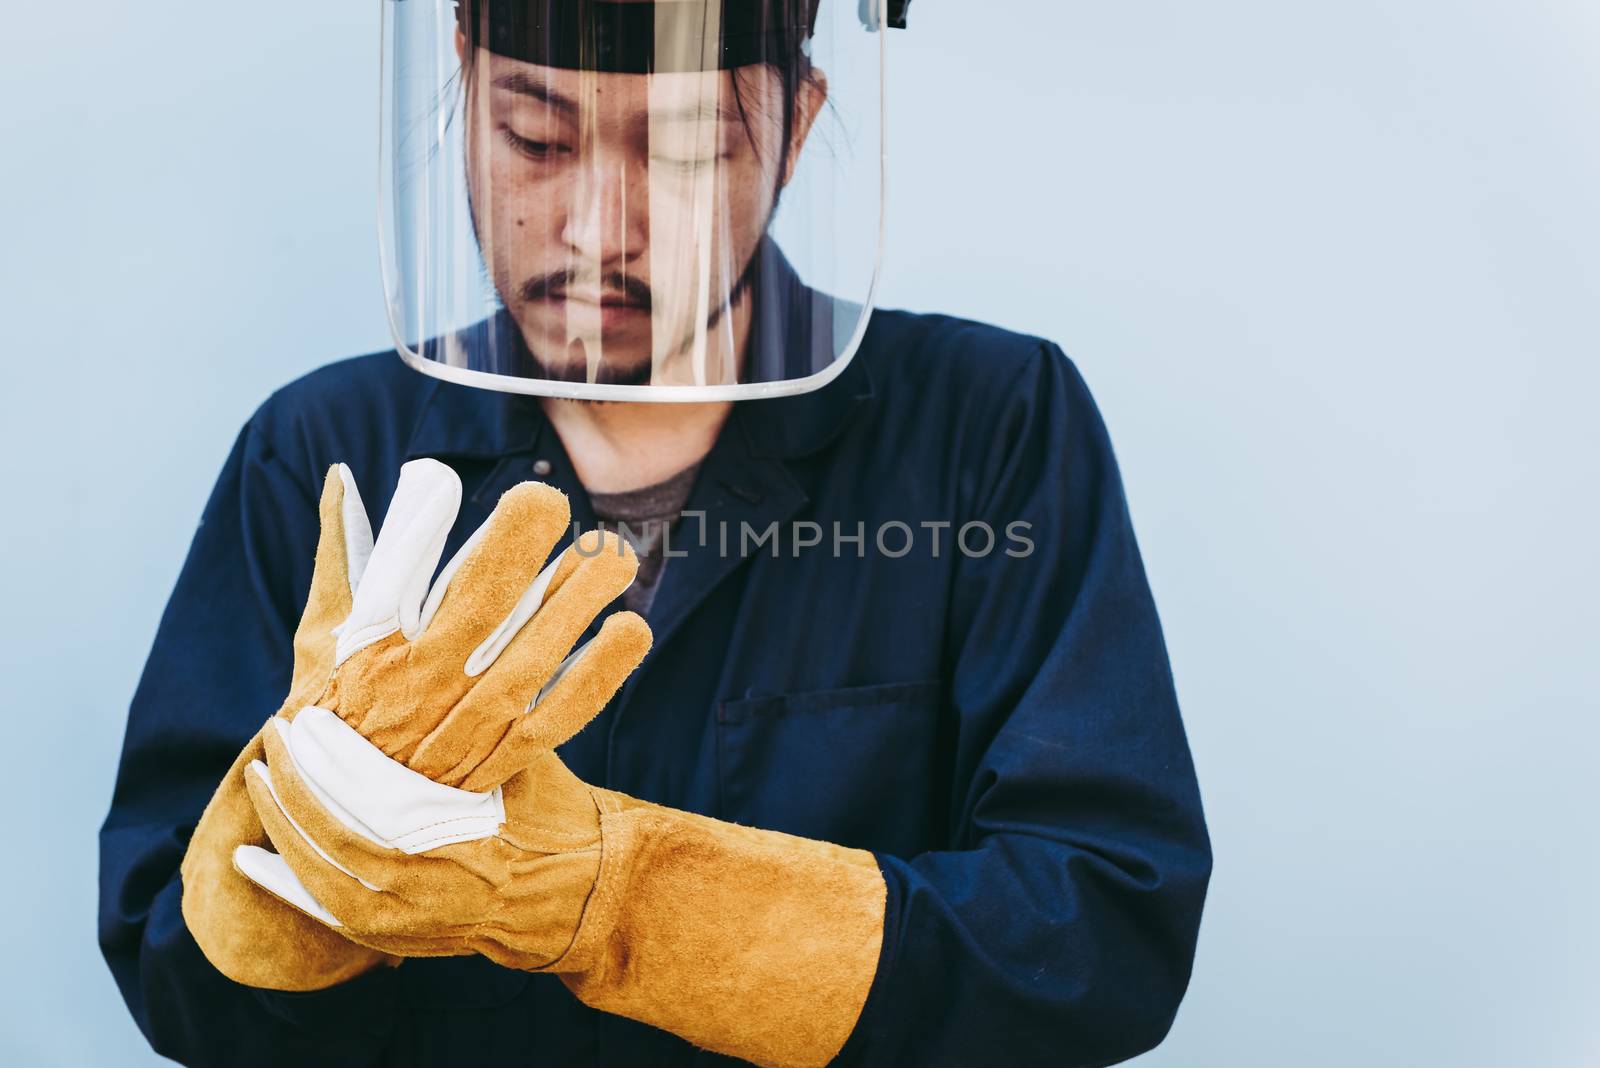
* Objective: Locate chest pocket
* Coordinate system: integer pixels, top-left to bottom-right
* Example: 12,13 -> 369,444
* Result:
716,680 -> 946,857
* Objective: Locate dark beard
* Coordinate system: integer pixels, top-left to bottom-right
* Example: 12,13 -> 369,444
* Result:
528,340 -> 659,387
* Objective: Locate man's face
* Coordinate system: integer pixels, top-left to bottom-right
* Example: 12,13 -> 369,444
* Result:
461,46 -> 823,387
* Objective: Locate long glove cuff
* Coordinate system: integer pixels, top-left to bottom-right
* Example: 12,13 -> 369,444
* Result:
553,792 -> 886,1068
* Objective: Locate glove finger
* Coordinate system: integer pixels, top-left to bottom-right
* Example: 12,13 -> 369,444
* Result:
182,725 -> 396,988
408,536 -> 640,784
245,752 -> 499,947
232,849 -> 459,961
245,749 -> 385,895
233,845 -> 344,928
457,612 -> 652,792
286,465 -> 370,707
257,706 -> 513,871
335,459 -> 461,665
273,709 -> 505,852
414,481 -> 571,666
251,719 -> 443,902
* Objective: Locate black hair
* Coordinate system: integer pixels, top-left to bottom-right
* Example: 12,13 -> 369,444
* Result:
729,0 -> 822,204
455,0 -> 825,201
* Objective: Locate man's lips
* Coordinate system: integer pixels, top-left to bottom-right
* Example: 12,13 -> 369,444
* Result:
544,286 -> 648,311
533,287 -> 651,331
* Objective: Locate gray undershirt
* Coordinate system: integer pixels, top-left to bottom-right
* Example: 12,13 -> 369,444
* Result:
588,463 -> 702,618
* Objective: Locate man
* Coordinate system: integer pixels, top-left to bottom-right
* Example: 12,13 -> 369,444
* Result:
100,2 -> 1211,1065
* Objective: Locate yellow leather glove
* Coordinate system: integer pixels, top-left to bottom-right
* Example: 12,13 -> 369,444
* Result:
183,458 -> 649,991
243,704 -> 886,1068
233,469 -> 887,1065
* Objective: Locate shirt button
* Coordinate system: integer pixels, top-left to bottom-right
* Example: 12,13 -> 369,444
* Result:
532,459 -> 553,477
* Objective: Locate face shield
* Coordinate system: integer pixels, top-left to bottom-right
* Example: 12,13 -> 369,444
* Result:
380,0 -> 891,401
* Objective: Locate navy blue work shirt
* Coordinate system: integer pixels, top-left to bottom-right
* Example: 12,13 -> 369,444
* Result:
100,309 -> 1211,1066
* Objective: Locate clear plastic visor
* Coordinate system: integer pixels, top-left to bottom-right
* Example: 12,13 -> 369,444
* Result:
380,0 -> 887,401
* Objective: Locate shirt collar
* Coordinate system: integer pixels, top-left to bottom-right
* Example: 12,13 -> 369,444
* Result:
404,376 -> 549,460
733,348 -> 874,459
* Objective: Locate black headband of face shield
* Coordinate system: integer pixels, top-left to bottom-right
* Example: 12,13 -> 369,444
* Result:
456,1 -> 814,74
455,1 -> 909,74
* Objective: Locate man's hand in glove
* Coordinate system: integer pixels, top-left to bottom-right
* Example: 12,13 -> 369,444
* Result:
182,458 -> 649,991
235,492 -> 890,1067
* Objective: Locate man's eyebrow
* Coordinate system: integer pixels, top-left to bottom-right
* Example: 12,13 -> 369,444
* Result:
491,72 -> 577,114
489,71 -> 742,123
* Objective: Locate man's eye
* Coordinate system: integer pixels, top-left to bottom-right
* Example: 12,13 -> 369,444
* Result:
502,129 -> 571,161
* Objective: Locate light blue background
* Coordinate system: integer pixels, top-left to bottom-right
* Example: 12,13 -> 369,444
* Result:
2,2 -> 1596,1065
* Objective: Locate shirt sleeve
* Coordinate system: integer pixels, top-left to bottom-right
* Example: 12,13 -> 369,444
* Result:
837,344 -> 1213,1066
97,416 -> 400,1066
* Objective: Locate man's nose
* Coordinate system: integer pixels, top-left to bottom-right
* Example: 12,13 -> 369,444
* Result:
560,157 -> 647,266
